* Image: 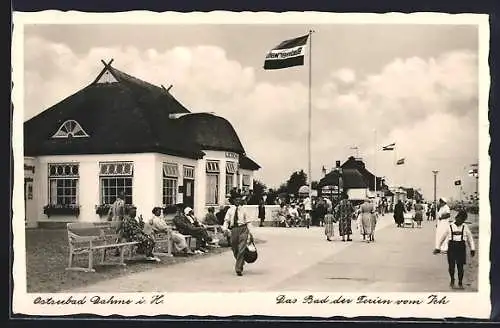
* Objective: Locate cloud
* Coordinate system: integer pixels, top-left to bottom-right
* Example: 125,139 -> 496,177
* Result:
22,35 -> 479,200
331,68 -> 356,84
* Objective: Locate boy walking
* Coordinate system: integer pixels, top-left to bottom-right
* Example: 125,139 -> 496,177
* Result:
433,209 -> 476,289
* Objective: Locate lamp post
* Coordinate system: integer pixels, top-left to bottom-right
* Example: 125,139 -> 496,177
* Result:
432,170 -> 439,220
336,160 -> 342,203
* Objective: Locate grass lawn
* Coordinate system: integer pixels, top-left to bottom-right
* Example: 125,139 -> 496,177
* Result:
26,228 -> 263,293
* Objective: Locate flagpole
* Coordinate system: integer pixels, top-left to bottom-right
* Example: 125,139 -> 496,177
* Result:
374,129 -> 377,199
308,29 -> 314,199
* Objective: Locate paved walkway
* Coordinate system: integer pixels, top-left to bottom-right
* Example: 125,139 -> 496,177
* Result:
68,214 -> 477,293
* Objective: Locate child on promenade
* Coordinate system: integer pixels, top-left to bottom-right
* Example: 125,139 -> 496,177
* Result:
433,209 -> 476,289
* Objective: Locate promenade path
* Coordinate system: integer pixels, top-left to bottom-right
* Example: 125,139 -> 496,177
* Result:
69,214 -> 477,293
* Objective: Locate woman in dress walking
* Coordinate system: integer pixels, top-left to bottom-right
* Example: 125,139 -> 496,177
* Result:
324,208 -> 336,241
360,198 -> 376,242
335,192 -> 355,242
393,199 -> 405,227
413,199 -> 424,228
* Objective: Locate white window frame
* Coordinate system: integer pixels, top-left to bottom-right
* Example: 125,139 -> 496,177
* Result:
206,173 -> 219,205
206,160 -> 220,173
48,163 -> 80,206
99,162 -> 134,205
205,160 -> 220,205
163,163 -> 179,206
225,173 -> 234,196
52,120 -> 89,138
183,165 -> 195,179
243,174 -> 251,186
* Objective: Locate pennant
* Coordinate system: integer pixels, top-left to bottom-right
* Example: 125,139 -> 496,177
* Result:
396,158 -> 405,165
454,180 -> 462,186
382,142 -> 396,151
264,34 -> 309,70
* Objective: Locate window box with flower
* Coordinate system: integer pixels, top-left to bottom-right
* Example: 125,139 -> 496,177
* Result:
43,204 -> 80,217
96,203 -> 137,217
95,204 -> 111,216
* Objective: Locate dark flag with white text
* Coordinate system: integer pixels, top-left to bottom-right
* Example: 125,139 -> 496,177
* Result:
264,34 -> 309,70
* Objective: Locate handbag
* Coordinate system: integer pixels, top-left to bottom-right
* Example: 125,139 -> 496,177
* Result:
244,234 -> 258,263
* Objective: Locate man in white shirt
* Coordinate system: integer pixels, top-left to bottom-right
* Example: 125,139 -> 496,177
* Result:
223,195 -> 253,276
434,209 -> 476,289
303,196 -> 312,228
435,197 -> 452,252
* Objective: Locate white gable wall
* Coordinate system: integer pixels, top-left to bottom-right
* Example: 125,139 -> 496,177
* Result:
96,69 -> 118,84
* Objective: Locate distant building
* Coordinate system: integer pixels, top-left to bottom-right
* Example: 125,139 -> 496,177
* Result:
318,156 -> 393,203
23,61 -> 260,227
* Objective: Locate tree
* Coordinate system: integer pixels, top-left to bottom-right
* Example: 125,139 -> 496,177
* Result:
247,179 -> 267,205
286,170 -> 308,195
311,180 -> 318,190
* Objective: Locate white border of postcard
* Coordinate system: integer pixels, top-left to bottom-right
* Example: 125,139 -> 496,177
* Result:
11,11 -> 491,319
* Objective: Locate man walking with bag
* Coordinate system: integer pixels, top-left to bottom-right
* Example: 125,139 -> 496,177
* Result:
224,194 -> 254,276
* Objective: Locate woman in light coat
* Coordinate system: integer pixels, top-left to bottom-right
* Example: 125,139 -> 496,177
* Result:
360,198 -> 376,242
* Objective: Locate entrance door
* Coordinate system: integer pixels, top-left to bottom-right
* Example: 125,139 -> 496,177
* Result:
183,179 -> 195,208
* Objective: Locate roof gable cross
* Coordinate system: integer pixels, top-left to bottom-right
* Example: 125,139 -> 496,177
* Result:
94,59 -> 118,84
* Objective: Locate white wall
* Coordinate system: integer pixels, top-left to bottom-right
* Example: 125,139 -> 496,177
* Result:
199,204 -> 281,224
24,157 -> 38,228
34,153 -> 159,222
155,153 -> 199,214
348,188 -> 368,200
27,151 -> 257,224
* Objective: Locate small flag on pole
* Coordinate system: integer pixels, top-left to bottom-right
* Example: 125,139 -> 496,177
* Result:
468,168 -> 478,176
264,34 -> 309,70
382,142 -> 396,151
396,158 -> 405,165
454,180 -> 462,186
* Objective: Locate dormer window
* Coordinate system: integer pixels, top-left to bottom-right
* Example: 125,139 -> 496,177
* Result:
52,120 -> 89,138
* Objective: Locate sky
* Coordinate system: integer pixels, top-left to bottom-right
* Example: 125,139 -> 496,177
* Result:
23,23 -> 480,201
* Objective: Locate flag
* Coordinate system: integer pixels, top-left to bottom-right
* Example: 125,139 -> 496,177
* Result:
264,34 -> 309,70
382,142 -> 396,151
454,180 -> 462,186
396,158 -> 405,165
468,168 -> 478,176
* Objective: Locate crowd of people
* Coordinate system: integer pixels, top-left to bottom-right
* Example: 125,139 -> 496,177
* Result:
105,188 -> 477,286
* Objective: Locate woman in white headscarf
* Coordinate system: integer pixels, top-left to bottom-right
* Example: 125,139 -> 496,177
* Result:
435,197 -> 452,252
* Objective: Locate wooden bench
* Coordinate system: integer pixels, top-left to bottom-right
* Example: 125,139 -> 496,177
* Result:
151,230 -> 173,257
164,219 -> 194,252
66,221 -> 138,273
205,225 -> 224,247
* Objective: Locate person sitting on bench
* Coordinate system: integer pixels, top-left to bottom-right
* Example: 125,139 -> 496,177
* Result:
118,206 -> 160,262
144,207 -> 193,256
173,206 -> 214,253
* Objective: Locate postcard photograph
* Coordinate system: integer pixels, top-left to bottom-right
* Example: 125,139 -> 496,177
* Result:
11,11 -> 491,318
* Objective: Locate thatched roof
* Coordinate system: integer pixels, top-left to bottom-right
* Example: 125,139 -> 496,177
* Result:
341,156 -> 386,191
317,168 -> 367,189
24,61 -> 260,170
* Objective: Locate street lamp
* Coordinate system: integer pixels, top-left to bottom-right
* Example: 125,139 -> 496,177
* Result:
432,170 -> 439,220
